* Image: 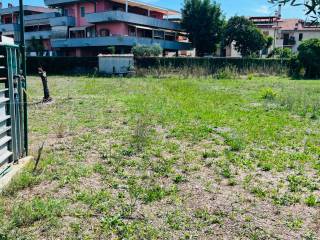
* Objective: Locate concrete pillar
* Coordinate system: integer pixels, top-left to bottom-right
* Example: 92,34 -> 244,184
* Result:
125,0 -> 128,12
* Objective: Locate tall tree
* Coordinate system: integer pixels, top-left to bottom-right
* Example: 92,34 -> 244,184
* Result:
224,16 -> 273,57
182,0 -> 224,56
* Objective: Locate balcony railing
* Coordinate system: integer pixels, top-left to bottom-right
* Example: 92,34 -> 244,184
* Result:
51,26 -> 69,39
24,12 -> 60,21
25,31 -> 52,40
51,36 -> 191,50
86,11 -> 182,31
50,16 -> 76,27
25,13 -> 60,26
0,24 -> 19,33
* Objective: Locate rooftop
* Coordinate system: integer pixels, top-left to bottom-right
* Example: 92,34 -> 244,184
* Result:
0,5 -> 56,15
250,16 -> 320,31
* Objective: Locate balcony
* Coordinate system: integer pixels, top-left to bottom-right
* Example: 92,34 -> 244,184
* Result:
25,31 -> 52,40
86,11 -> 182,31
25,12 -> 60,26
51,36 -> 191,51
0,24 -> 19,33
283,36 -> 296,46
51,26 -> 69,39
50,16 -> 76,27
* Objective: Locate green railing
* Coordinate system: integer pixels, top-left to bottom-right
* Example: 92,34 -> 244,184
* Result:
0,42 -> 28,177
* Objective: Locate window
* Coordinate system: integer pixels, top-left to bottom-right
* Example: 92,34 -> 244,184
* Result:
63,8 -> 69,16
128,26 -> 136,36
80,6 -> 85,17
299,33 -> 303,41
262,47 -> 268,55
153,30 -> 164,39
100,29 -> 110,37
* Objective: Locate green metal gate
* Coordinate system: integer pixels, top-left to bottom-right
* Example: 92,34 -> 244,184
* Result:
0,41 -> 27,177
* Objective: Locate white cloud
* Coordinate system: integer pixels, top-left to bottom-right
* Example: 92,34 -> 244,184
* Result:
255,5 -> 271,14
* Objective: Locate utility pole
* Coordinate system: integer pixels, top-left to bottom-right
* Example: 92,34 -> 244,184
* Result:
19,0 -> 28,155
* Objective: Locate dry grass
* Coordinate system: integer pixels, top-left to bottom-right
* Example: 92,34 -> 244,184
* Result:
0,75 -> 319,240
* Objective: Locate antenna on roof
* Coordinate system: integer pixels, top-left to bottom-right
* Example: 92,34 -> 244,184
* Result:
304,0 -> 309,22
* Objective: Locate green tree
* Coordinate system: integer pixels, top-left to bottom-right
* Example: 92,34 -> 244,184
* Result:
182,0 -> 224,56
28,36 -> 45,56
297,38 -> 320,78
224,16 -> 273,57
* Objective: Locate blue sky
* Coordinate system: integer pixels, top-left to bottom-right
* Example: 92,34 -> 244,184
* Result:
6,0 -> 306,19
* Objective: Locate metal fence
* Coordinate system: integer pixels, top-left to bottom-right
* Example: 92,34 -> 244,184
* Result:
0,42 -> 27,177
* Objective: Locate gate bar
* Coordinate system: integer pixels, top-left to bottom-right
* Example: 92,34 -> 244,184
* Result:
19,0 -> 28,155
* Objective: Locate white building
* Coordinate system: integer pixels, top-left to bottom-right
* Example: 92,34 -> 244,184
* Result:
251,17 -> 320,53
225,15 -> 320,57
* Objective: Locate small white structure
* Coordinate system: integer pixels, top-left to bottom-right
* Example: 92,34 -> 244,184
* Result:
98,54 -> 134,75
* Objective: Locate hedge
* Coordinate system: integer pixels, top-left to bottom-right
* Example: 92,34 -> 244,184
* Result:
27,56 -> 290,75
27,57 -> 98,75
135,57 -> 290,75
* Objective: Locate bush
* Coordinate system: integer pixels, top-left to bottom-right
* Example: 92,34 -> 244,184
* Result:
135,57 -> 290,76
215,66 -> 237,79
268,47 -> 293,59
289,55 -> 304,78
106,46 -> 116,54
132,44 -> 162,57
27,57 -> 98,75
297,38 -> 320,78
260,88 -> 277,100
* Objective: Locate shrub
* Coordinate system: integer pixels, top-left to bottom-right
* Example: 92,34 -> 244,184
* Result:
215,66 -> 238,79
268,47 -> 293,59
135,57 -> 289,76
289,55 -> 304,78
305,195 -> 318,207
106,46 -> 116,54
132,44 -> 162,57
260,88 -> 277,100
27,57 -> 98,75
297,38 -> 320,78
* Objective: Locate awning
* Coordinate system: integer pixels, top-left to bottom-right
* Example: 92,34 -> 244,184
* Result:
112,0 -> 179,15
128,24 -> 182,34
129,24 -> 153,31
69,25 -> 94,31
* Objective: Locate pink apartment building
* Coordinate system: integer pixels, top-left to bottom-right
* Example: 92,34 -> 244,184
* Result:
0,3 -> 58,56
44,0 -> 191,56
0,1 -> 191,57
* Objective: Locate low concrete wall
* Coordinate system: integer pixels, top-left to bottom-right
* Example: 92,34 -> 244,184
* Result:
98,54 -> 134,74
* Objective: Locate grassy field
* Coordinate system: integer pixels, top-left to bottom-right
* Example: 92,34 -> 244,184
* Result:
0,75 -> 319,239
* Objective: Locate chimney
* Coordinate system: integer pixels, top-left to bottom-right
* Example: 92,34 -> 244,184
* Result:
8,3 -> 13,8
0,2 -> 2,9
